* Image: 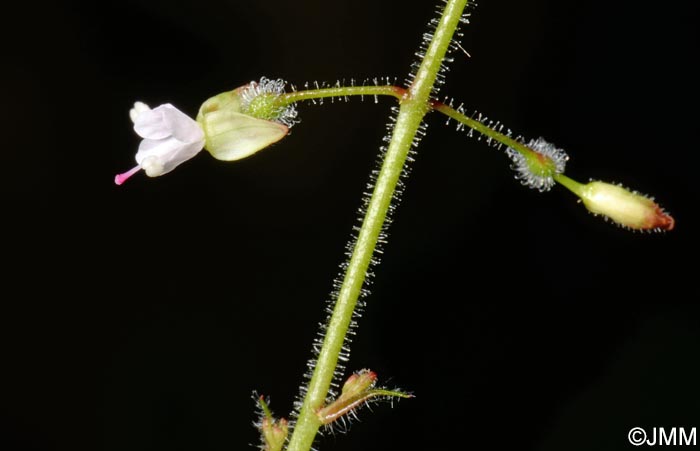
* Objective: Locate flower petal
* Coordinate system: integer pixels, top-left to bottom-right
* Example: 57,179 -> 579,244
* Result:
136,136 -> 183,163
133,105 -> 173,140
161,105 -> 205,144
129,101 -> 151,123
135,136 -> 204,177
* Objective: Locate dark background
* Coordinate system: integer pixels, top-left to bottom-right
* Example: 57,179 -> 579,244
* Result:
3,1 -> 699,450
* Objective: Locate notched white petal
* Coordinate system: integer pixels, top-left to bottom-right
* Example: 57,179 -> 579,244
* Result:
134,105 -> 177,140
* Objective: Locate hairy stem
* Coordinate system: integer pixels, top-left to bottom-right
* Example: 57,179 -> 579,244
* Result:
433,102 -> 580,191
285,1 -> 468,451
278,90 -> 541,165
431,100 -> 537,158
277,85 -> 406,105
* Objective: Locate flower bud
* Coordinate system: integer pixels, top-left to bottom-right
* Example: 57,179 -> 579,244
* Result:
260,417 -> 288,451
316,369 -> 412,427
255,395 -> 288,451
579,181 -> 674,231
339,368 -> 377,398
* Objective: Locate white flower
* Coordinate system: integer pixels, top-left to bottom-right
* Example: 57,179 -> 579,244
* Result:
115,102 -> 205,185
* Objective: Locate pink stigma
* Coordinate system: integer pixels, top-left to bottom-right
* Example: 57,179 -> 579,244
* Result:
114,165 -> 141,185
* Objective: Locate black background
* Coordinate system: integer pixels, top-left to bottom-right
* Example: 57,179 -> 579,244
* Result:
3,1 -> 699,450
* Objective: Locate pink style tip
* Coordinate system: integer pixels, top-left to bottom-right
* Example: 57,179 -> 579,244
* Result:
114,166 -> 141,185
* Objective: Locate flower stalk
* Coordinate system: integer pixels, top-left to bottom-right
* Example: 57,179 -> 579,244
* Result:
276,85 -> 406,106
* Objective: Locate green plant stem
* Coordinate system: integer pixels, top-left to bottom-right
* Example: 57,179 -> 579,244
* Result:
277,85 -> 405,105
431,100 -> 538,158
279,88 -> 546,164
285,1 -> 468,451
553,173 -> 585,196
435,102 -> 588,191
